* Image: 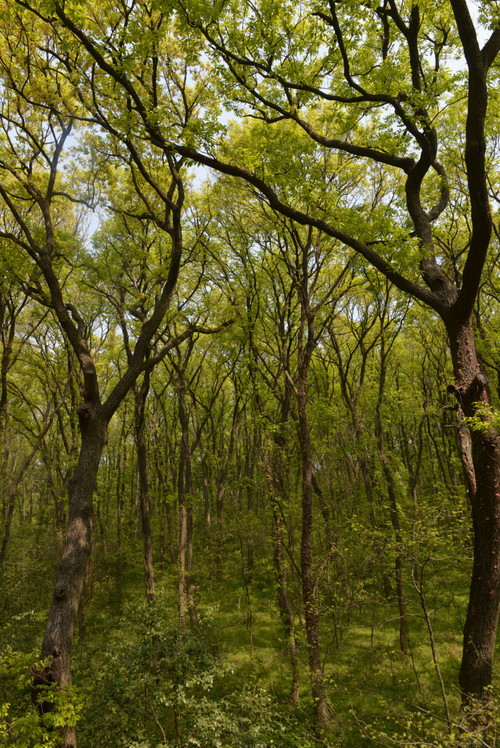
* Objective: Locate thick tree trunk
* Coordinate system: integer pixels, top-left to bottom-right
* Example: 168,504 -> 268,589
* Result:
39,409 -> 107,748
446,318 -> 500,704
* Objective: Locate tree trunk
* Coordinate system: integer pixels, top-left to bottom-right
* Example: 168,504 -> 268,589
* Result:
178,500 -> 188,632
446,318 -> 500,704
0,488 -> 15,566
186,503 -> 198,628
116,439 -> 124,614
215,477 -> 225,580
376,329 -> 409,655
382,453 -> 409,656
272,510 -> 300,703
134,373 -> 156,606
201,448 -> 211,531
38,409 -> 108,748
181,384 -> 198,628
264,430 -> 301,703
297,374 -> 329,730
176,375 -> 190,632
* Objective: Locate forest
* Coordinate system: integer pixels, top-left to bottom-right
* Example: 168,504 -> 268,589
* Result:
0,0 -> 500,746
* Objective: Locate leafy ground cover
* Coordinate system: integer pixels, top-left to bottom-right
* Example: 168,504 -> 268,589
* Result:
0,520 -> 486,747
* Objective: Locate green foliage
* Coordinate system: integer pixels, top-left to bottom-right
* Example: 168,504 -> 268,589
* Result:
465,403 -> 500,434
75,599 -> 317,748
1,2 -> 499,746
0,648 -> 81,747
359,689 -> 500,747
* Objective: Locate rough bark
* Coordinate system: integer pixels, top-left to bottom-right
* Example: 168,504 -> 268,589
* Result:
446,318 -> 500,703
39,408 -> 107,748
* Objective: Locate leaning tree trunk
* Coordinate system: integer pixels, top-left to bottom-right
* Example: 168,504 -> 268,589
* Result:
447,318 -> 500,704
37,407 -> 108,748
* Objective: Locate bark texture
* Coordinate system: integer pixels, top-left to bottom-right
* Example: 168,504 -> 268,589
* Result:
40,409 -> 107,748
446,319 -> 500,702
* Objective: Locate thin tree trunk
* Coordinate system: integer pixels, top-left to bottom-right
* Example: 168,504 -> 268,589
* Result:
178,499 -> 188,632
272,509 -> 300,703
95,499 -> 110,580
297,370 -> 329,730
215,478 -> 224,579
201,447 -> 211,531
0,296 -> 14,533
186,503 -> 198,628
116,435 -> 124,614
1,402 -> 66,565
376,328 -> 409,655
134,372 -> 156,606
165,497 -> 177,566
176,374 -> 188,632
0,489 -> 16,566
180,378 -> 198,629
263,429 -> 301,703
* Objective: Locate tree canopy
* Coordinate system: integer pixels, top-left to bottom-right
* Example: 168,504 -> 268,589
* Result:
1,0 -> 500,746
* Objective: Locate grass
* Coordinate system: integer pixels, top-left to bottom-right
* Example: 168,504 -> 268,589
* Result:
0,514 -> 493,747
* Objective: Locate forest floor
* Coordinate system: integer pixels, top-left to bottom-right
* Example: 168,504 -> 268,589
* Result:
0,522 -> 488,747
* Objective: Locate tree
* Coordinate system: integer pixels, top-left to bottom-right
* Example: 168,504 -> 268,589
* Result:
6,0 -> 500,729
0,16 -> 215,742
174,0 -> 500,708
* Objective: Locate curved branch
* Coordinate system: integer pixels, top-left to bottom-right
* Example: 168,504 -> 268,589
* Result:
450,0 -> 495,320
291,112 -> 414,172
173,142 -> 440,310
427,161 -> 449,222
